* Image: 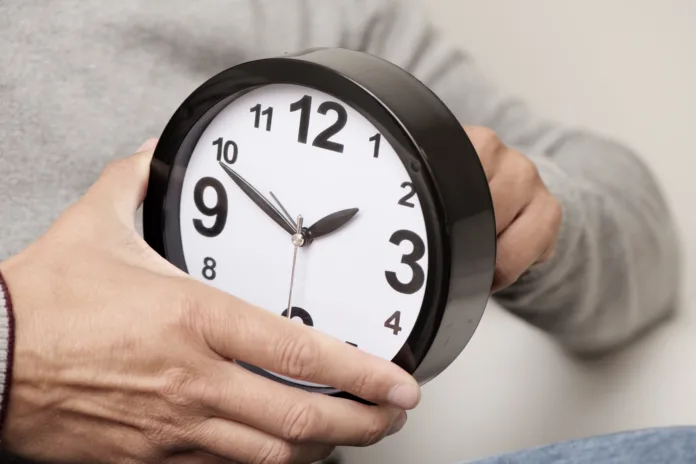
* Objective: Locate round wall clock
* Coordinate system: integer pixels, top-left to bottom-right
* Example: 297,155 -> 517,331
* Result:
144,47 -> 496,402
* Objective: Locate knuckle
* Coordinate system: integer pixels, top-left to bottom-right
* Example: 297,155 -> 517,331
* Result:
146,368 -> 205,449
494,260 -> 520,290
281,402 -> 318,442
533,191 -> 562,237
159,366 -> 199,410
541,196 -> 563,257
348,369 -> 374,399
360,418 -> 388,446
252,438 -> 294,464
140,406 -> 193,453
469,126 -> 500,151
122,440 -> 161,464
518,156 -> 540,186
275,333 -> 320,380
143,420 -> 180,451
176,289 -> 202,318
548,196 -> 563,229
174,287 -> 207,330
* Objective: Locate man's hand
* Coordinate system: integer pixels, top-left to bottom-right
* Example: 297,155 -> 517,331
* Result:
0,140 -> 418,464
465,127 -> 563,292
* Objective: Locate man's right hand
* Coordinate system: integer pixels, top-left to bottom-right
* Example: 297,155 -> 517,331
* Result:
0,140 -> 419,464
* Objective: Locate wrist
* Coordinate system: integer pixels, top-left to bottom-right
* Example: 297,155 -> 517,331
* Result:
0,266 -> 16,437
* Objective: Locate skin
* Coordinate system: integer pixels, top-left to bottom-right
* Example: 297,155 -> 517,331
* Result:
0,128 -> 561,463
0,140 -> 417,464
464,126 -> 563,292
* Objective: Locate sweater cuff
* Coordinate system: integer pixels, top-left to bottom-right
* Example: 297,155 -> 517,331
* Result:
0,270 -> 15,433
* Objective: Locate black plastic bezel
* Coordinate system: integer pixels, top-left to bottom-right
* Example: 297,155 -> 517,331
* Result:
144,48 -> 496,402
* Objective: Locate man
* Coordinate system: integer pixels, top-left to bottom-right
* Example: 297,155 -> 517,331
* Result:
0,1 -> 682,463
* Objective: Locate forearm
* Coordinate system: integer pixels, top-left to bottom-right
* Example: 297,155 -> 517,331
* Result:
495,133 -> 681,354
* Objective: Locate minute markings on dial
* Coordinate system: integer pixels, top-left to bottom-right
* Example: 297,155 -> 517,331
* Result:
217,162 -> 296,235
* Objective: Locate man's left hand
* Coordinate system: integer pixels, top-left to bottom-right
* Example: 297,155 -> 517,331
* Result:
466,126 -> 562,292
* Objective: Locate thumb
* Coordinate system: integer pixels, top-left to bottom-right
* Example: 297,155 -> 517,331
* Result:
89,138 -> 159,225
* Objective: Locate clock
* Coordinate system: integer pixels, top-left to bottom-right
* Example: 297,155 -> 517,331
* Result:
144,47 -> 496,402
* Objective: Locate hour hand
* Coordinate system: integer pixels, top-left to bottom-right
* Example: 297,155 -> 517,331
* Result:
306,208 -> 359,241
218,162 -> 295,235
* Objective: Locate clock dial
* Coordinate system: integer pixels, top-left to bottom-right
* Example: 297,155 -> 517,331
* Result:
146,48 -> 496,396
178,84 -> 429,384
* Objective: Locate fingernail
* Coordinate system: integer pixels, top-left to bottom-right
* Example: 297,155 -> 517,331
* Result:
388,383 -> 420,409
388,411 -> 408,436
137,138 -> 159,152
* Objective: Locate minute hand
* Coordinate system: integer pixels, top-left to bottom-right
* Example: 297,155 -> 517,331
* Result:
306,208 -> 359,241
218,162 -> 295,235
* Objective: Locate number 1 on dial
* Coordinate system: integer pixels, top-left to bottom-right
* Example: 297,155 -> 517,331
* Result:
290,95 -> 312,144
369,133 -> 381,158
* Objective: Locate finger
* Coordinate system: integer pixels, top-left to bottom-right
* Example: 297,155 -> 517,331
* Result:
536,191 -> 563,263
492,190 -> 561,292
463,126 -> 503,181
193,359 -> 407,446
165,451 -> 235,464
190,284 -> 421,409
189,417 -> 333,464
488,154 -> 539,235
137,138 -> 159,153
90,138 -> 158,224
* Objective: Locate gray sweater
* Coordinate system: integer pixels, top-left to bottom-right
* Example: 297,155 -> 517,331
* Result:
0,0 -> 681,421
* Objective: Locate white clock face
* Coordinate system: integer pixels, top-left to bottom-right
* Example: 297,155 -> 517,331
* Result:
179,83 -> 429,385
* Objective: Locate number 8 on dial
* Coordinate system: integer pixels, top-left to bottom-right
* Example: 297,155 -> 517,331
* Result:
144,48 -> 496,402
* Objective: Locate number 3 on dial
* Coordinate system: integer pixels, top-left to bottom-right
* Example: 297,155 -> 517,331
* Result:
386,229 -> 426,295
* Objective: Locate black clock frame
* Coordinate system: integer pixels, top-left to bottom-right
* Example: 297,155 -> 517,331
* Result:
144,48 -> 496,402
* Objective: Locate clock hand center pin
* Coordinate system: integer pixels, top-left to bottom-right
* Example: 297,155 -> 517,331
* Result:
286,214 -> 304,321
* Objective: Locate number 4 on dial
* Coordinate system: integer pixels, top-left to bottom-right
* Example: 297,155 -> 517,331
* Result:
384,311 -> 403,335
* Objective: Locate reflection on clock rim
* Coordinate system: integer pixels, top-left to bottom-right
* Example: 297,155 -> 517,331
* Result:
235,361 -> 341,393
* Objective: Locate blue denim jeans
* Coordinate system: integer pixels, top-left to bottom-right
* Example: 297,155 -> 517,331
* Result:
469,427 -> 696,464
2,427 -> 695,463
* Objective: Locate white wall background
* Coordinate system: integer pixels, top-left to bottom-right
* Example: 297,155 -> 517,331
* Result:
343,1 -> 696,463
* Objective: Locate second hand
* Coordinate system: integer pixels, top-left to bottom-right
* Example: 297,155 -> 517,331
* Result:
286,214 -> 304,321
